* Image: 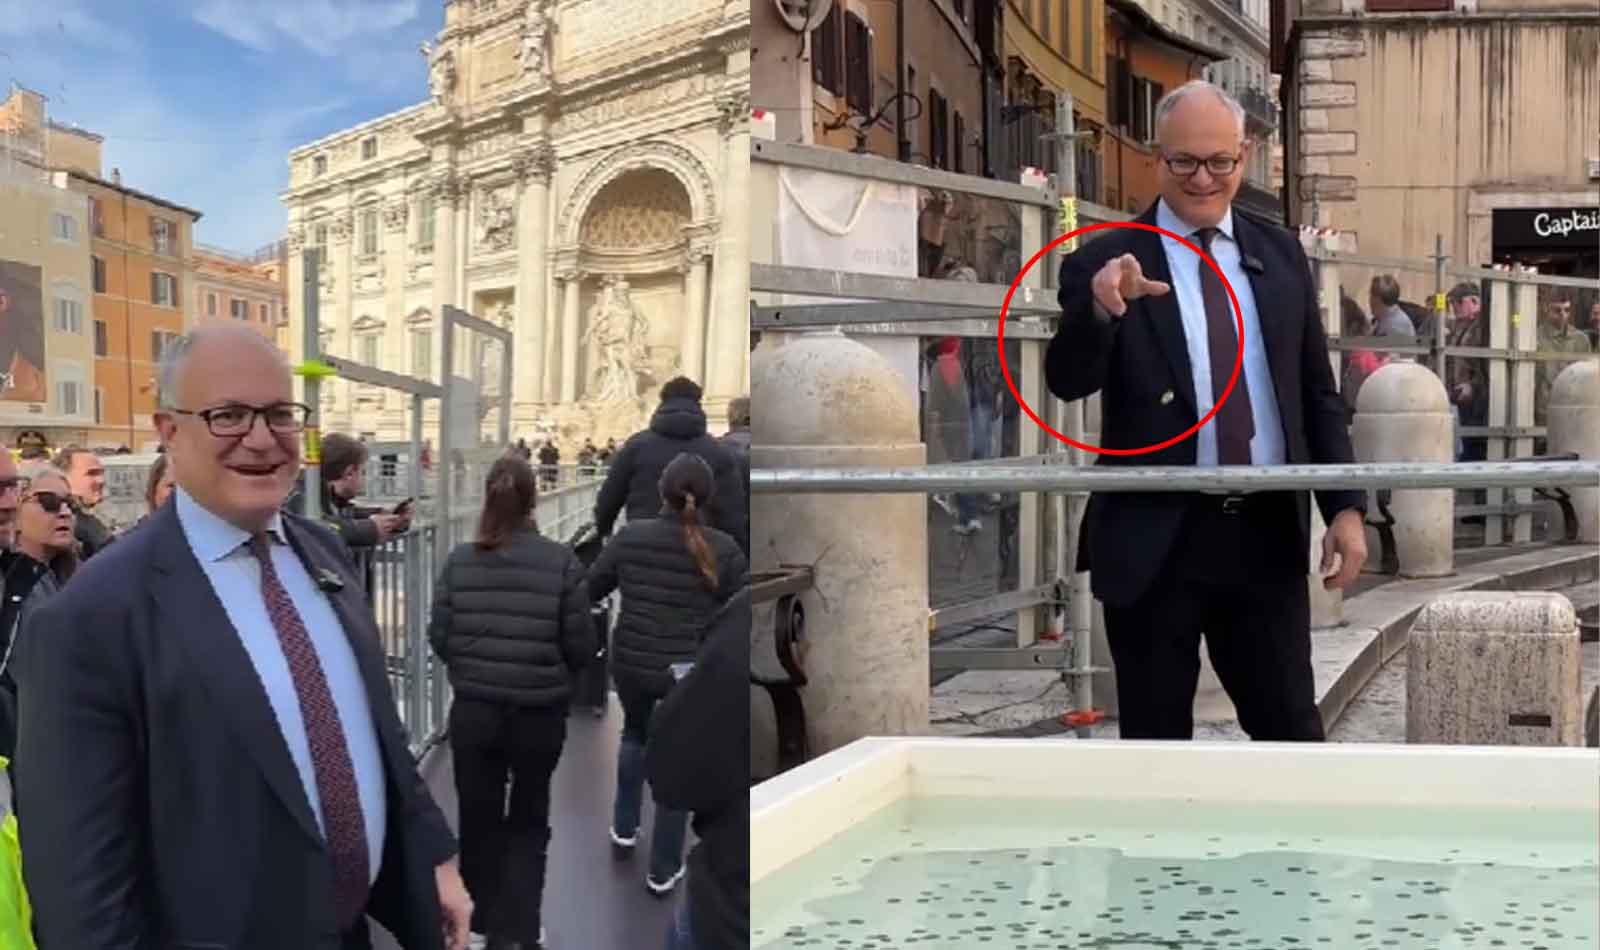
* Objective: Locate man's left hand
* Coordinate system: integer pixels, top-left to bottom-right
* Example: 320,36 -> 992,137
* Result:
1320,509 -> 1367,590
436,858 -> 473,950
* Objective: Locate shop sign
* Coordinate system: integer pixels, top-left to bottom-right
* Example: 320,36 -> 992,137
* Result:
1492,207 -> 1600,249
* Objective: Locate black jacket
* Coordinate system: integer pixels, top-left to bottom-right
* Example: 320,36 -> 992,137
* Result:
1046,203 -> 1363,608
0,549 -> 69,761
586,516 -> 747,696
73,508 -> 114,560
14,504 -> 456,949
646,588 -> 749,950
594,398 -> 750,555
287,477 -> 382,592
428,527 -> 596,708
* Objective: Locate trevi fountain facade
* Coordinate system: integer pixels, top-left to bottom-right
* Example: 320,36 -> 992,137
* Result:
281,0 -> 751,447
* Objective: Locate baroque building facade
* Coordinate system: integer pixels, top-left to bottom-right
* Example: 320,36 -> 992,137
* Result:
282,0 -> 751,446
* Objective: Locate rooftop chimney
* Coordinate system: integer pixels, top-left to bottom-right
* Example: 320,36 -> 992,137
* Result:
111,167 -> 121,185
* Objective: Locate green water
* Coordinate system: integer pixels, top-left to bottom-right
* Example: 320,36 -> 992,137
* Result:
752,797 -> 1600,949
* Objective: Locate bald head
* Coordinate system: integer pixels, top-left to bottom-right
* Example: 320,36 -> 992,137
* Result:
160,324 -> 290,411
154,324 -> 301,532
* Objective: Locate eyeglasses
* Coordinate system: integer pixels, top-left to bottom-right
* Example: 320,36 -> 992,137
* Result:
171,402 -> 310,438
25,491 -> 69,514
1161,153 -> 1242,177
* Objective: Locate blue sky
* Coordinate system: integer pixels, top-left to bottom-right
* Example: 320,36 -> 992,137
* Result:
0,0 -> 443,254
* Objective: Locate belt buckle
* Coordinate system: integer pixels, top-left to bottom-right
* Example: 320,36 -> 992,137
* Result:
1220,494 -> 1245,515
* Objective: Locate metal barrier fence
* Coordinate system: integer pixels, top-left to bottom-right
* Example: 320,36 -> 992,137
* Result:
750,459 -> 1600,740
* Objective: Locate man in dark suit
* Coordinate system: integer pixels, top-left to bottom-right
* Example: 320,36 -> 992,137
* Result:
1047,80 -> 1367,742
14,325 -> 473,949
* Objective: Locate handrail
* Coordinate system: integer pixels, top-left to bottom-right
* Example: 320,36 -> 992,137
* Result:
751,461 -> 1600,494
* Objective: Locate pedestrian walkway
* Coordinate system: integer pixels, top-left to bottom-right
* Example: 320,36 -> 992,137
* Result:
370,694 -> 681,950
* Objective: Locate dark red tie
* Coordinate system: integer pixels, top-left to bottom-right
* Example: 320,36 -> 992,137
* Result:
248,533 -> 370,927
1195,227 -> 1255,464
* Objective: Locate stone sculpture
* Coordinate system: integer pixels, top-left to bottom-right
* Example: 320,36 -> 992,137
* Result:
583,277 -> 652,403
519,0 -> 553,80
477,189 -> 515,251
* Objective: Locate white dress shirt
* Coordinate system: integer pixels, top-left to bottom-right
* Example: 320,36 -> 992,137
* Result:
1155,198 -> 1287,466
175,487 -> 386,880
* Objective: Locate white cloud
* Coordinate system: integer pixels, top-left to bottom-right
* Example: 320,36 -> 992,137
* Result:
191,0 -> 420,57
0,0 -> 134,51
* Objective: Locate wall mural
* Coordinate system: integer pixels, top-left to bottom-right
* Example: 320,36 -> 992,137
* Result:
0,261 -> 48,404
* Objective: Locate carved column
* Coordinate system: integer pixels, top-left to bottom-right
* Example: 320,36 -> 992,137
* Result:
430,171 -> 462,346
382,198 -> 409,421
708,90 -> 752,398
558,267 -> 585,403
513,144 -> 554,406
678,247 -> 710,384
330,208 -> 355,432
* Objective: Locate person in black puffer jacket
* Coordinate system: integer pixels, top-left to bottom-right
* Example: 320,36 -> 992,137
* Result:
430,453 -> 596,950
647,587 -> 749,950
587,452 -> 747,897
594,376 -> 749,555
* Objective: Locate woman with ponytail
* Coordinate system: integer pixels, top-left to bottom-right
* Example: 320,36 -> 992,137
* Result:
429,453 -> 597,950
586,451 -> 746,898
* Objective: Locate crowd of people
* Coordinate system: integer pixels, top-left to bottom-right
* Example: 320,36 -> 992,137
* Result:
0,324 -> 751,950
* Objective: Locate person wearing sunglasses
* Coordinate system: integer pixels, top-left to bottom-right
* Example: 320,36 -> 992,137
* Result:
0,463 -> 79,760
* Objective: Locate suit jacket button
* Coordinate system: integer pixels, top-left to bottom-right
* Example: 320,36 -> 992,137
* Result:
1160,390 -> 1175,405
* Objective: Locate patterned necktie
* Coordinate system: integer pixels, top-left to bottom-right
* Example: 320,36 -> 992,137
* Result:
247,533 -> 370,927
1195,227 -> 1256,465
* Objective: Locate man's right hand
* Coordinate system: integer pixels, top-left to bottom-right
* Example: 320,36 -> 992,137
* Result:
1092,253 -> 1171,317
370,513 -> 404,541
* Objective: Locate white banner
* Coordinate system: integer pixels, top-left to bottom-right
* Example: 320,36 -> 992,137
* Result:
775,166 -> 920,399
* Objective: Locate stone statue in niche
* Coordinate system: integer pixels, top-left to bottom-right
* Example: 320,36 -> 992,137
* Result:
423,43 -> 456,105
518,0 -> 553,80
476,189 -> 515,252
582,276 -> 653,403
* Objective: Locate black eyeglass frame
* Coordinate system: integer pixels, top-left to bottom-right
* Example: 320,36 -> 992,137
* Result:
23,491 -> 70,515
1159,151 -> 1245,178
169,402 -> 312,438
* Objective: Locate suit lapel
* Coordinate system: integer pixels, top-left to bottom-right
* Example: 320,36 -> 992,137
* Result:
1134,205 -> 1198,416
1230,215 -> 1294,425
281,519 -> 410,776
150,505 -> 323,846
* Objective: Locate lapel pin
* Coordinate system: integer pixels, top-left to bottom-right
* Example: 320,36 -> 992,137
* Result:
315,568 -> 346,593
1160,390 -> 1175,405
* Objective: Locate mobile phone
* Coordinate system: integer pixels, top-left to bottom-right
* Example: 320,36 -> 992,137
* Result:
668,661 -> 694,682
393,498 -> 414,515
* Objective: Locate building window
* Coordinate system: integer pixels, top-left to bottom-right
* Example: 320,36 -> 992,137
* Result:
360,208 -> 379,256
362,136 -> 378,160
91,256 -> 106,293
151,329 -> 180,361
94,320 -> 108,357
52,292 -> 84,334
953,111 -> 966,173
206,292 -> 218,316
94,387 -> 104,424
812,5 -> 843,96
928,87 -> 949,170
151,272 -> 178,307
417,200 -> 436,248
314,154 -> 328,176
843,12 -> 873,115
1059,0 -> 1071,56
231,299 -> 249,321
51,212 -> 79,242
359,332 -> 381,368
56,378 -> 82,417
88,197 -> 104,237
412,329 -> 432,377
1366,0 -> 1451,9
260,303 -> 270,324
1083,0 -> 1094,66
150,217 -> 175,256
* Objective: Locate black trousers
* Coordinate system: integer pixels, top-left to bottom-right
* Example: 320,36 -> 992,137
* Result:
450,698 -> 568,942
1102,493 -> 1325,742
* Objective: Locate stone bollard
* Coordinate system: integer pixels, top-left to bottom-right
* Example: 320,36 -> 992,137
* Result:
1351,362 -> 1454,577
1546,360 -> 1599,543
1407,591 -> 1583,745
749,330 -> 930,760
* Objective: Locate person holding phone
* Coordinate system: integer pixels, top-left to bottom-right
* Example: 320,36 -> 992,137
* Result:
586,452 -> 746,897
287,433 -> 409,597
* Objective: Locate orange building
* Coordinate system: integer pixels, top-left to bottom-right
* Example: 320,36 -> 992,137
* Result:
66,170 -> 201,450
192,245 -> 287,350
1102,0 -> 1226,215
